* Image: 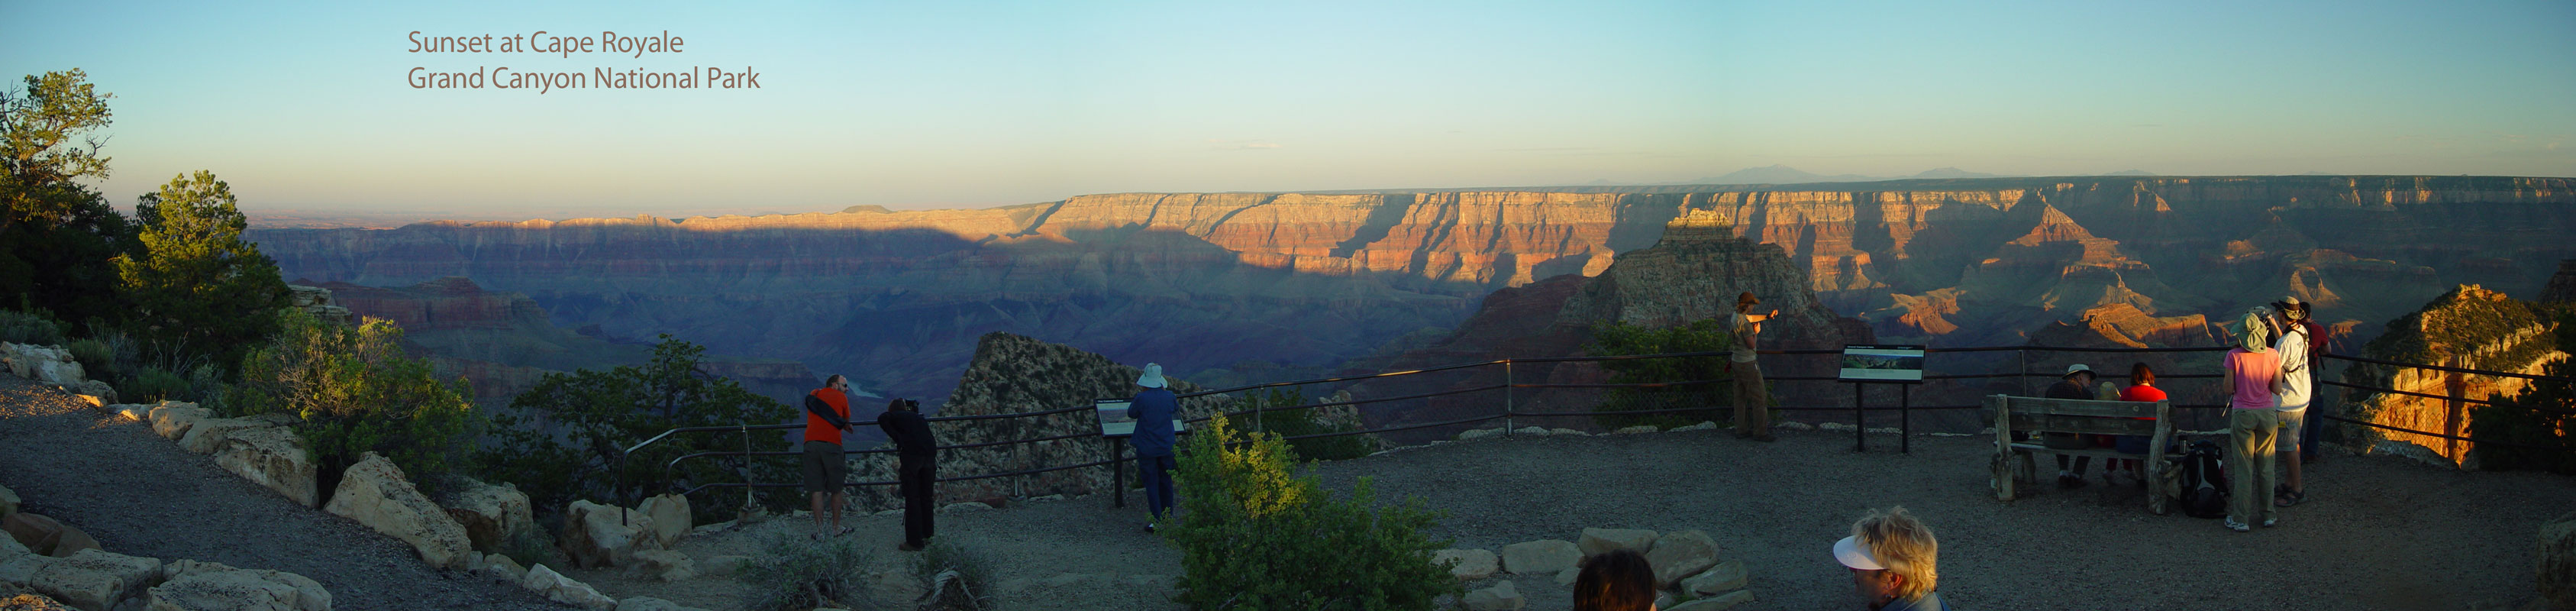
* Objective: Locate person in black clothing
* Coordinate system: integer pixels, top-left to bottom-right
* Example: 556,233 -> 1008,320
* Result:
877,396 -> 938,551
2042,364 -> 2100,489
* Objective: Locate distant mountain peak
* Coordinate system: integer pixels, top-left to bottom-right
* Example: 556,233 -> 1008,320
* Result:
1909,166 -> 2001,179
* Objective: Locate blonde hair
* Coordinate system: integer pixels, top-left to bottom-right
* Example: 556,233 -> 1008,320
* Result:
1852,506 -> 1938,601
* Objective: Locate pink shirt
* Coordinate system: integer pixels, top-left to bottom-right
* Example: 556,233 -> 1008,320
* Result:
2225,348 -> 2280,410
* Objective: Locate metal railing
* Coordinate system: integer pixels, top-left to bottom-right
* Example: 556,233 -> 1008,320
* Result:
613,343 -> 2575,510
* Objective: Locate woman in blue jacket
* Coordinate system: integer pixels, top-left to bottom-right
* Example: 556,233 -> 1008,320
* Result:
1131,363 -> 1179,532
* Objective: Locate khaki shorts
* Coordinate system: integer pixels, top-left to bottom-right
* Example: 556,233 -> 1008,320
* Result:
2277,408 -> 2305,452
802,441 -> 848,494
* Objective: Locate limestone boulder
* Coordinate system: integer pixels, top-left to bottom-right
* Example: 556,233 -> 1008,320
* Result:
521,564 -> 614,610
1645,530 -> 1719,585
2,516 -> 98,558
1462,580 -> 1524,610
1430,548 -> 1496,581
613,597 -> 711,611
865,569 -> 926,606
0,554 -> 50,591
145,404 -> 208,441
214,426 -> 318,508
0,344 -> 83,388
1679,561 -> 1747,596
30,549 -> 158,611
142,564 -> 330,611
71,383 -> 112,408
1668,590 -> 1755,611
2542,511 -> 2576,611
176,419 -> 266,454
0,593 -> 73,611
627,550 -> 693,583
634,495 -> 689,551
322,452 -> 470,570
0,485 -> 18,522
477,554 -> 526,584
1577,528 -> 1658,557
439,479 -> 536,555
559,502 -> 650,570
104,405 -> 146,423
1499,539 -> 1580,575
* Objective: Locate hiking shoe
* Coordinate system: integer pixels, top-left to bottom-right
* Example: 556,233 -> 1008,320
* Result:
2223,518 -> 2251,532
1145,522 -> 1157,534
898,541 -> 924,552
2057,474 -> 2088,489
2263,517 -> 2278,528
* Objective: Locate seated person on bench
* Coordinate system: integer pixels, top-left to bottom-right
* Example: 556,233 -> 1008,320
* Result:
2042,364 -> 2109,488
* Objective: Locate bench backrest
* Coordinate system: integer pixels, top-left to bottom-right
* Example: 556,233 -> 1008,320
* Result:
1985,394 -> 2171,437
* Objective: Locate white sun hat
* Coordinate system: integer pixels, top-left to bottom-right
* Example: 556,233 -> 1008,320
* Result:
1833,535 -> 1884,571
1137,363 -> 1167,389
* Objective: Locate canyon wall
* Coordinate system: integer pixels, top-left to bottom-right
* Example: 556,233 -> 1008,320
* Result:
2341,285 -> 2567,467
247,176 -> 2576,409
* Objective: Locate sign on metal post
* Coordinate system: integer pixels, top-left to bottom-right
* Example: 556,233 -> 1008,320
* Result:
1842,344 -> 1926,452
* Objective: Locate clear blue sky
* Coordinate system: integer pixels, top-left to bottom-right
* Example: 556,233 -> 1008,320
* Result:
4,0 -> 2571,219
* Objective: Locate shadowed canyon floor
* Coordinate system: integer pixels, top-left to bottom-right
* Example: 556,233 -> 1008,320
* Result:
578,422 -> 2571,610
0,376 -> 573,610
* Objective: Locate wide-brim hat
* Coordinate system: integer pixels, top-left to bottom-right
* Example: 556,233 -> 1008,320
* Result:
1833,535 -> 1884,571
1137,363 -> 1167,389
2062,364 -> 2093,379
2270,296 -> 2308,318
1737,291 -> 1761,306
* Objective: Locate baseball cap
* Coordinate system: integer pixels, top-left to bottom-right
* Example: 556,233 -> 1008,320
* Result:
1833,535 -> 1883,570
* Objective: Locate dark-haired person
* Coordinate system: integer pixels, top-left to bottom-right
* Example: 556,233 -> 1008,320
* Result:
2269,297 -> 2314,507
1131,363 -> 1180,532
1574,549 -> 1658,611
801,375 -> 857,540
1833,506 -> 1945,611
2042,364 -> 2099,488
2106,362 -> 2169,486
879,396 -> 939,551
1730,292 -> 1780,442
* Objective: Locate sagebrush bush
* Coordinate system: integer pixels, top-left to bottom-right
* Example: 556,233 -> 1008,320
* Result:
911,541 -> 996,610
231,310 -> 475,496
66,338 -> 113,383
1237,388 -> 1376,461
118,367 -> 190,403
0,309 -> 65,346
473,335 -> 797,524
738,533 -> 873,611
1164,414 -> 1459,610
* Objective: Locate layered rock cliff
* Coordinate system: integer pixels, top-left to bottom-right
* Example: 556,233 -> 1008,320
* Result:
314,277 -> 820,408
247,176 -> 2576,409
2342,285 -> 2568,467
1337,210 -> 1874,439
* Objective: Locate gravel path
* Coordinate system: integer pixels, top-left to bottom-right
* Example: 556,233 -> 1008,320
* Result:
0,377 -> 571,611
576,422 -> 2574,610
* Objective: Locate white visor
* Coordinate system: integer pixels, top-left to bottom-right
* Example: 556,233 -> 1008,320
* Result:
1833,535 -> 1883,571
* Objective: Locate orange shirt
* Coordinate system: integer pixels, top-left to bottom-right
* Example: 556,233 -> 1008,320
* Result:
804,388 -> 850,445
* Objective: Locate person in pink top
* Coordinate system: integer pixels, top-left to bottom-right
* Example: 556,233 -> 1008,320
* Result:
2219,308 -> 2287,532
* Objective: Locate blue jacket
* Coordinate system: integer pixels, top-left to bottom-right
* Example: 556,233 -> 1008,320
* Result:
1884,591 -> 1947,611
1130,387 -> 1178,457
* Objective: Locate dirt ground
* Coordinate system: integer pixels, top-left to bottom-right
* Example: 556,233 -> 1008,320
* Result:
575,423 -> 2576,611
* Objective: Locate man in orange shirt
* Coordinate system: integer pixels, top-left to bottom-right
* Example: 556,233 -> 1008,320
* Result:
803,375 -> 856,539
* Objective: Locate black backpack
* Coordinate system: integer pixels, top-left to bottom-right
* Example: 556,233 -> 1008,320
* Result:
2177,440 -> 2228,519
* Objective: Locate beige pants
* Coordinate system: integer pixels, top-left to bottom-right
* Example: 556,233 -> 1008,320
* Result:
2229,409 -> 2281,525
1732,360 -> 1770,435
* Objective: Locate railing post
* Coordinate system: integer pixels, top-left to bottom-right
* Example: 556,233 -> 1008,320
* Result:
2445,354 -> 2468,467
1503,360 -> 1516,435
740,422 -> 753,513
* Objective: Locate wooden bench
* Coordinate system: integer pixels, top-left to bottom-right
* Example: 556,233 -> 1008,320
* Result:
1985,393 -> 2174,514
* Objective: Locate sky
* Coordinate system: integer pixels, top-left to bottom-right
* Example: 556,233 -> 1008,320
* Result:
4,0 -> 2572,220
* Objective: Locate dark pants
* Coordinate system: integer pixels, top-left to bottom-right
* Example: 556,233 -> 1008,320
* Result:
1138,454 -> 1176,521
2301,407 -> 2323,461
897,455 -> 935,545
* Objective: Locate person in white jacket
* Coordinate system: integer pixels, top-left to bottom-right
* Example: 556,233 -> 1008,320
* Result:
2269,297 -> 2314,507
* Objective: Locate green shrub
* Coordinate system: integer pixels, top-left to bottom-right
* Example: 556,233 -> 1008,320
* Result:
118,367 -> 190,403
1238,388 -> 1376,461
498,524 -> 562,570
911,541 -> 996,610
473,335 -> 798,524
231,309 -> 475,497
2468,310 -> 2574,474
1164,414 -> 1459,610
66,338 -> 113,382
0,309 -> 64,345
185,364 -> 229,412
738,532 -> 873,611
1586,318 -> 1740,430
